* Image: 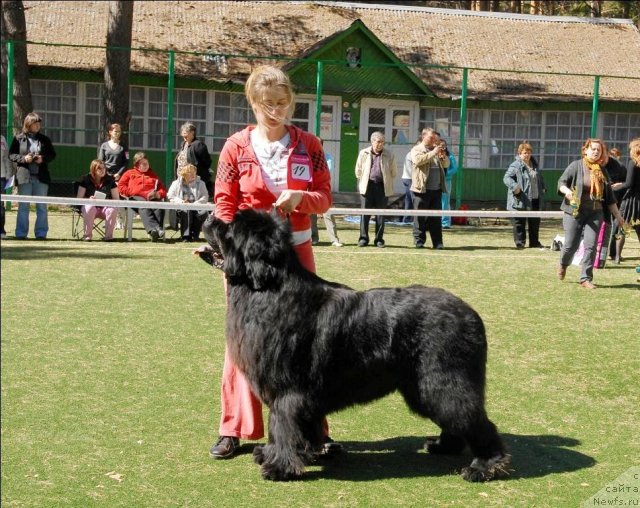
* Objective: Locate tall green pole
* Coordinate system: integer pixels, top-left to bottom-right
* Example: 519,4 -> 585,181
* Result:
165,50 -> 176,185
314,60 -> 324,137
6,40 -> 15,142
455,67 -> 468,210
590,75 -> 600,137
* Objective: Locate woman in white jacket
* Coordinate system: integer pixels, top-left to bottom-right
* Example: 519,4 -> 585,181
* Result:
167,164 -> 209,241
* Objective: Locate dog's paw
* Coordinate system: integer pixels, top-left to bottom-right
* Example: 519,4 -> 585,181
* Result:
253,445 -> 265,465
461,454 -> 512,482
261,462 -> 303,482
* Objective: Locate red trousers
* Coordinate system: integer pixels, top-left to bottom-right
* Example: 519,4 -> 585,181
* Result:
218,240 -> 329,439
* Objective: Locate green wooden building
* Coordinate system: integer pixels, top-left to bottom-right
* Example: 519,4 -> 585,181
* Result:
5,0 -> 640,204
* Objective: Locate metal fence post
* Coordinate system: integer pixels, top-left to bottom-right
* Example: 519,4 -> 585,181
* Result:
6,40 -> 14,142
455,67 -> 468,210
165,50 -> 175,185
591,75 -> 600,137
314,60 -> 324,137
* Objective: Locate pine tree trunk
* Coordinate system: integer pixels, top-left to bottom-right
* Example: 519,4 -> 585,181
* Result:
2,0 -> 32,135
104,0 -> 134,146
509,0 -> 522,13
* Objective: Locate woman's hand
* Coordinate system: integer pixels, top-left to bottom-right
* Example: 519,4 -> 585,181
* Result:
275,190 -> 303,213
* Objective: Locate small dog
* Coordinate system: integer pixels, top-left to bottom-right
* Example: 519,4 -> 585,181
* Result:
199,209 -> 510,482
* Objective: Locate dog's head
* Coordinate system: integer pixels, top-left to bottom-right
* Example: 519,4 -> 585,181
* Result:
201,209 -> 294,290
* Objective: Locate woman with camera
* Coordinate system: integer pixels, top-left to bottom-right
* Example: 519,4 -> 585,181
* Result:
9,112 -> 56,240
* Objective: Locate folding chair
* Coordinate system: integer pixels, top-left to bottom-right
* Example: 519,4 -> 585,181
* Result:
71,181 -> 105,240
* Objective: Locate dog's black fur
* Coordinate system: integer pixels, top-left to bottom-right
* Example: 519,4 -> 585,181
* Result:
202,209 -> 510,482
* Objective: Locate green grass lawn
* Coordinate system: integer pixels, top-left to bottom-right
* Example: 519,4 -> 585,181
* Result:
1,210 -> 639,507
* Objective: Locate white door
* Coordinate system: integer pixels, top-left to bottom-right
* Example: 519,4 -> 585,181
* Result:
292,96 -> 341,191
359,99 -> 419,194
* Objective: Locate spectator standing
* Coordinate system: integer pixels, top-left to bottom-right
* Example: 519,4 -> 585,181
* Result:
167,163 -> 209,242
604,148 -> 628,263
503,142 -> 546,249
117,152 -> 167,242
311,139 -> 342,246
9,112 -> 56,240
175,122 -> 213,197
556,138 -> 624,289
76,159 -> 119,241
97,123 -> 128,181
354,131 -> 397,248
1,134 -> 12,239
208,64 -> 338,459
613,138 -> 640,262
440,138 -> 458,229
410,127 -> 449,249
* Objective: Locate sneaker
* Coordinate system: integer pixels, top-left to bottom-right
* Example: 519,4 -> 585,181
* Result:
331,241 -> 343,247
312,240 -> 319,246
580,280 -> 596,289
158,228 -> 165,239
209,436 -> 240,459
83,236 -> 92,242
358,239 -> 368,247
322,436 -> 343,455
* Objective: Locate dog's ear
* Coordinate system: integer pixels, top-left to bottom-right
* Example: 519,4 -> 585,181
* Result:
235,211 -> 291,290
202,213 -> 225,248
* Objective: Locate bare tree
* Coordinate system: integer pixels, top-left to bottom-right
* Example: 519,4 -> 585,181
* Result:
590,0 -> 602,17
103,0 -> 134,146
1,0 -> 32,135
509,0 -> 522,13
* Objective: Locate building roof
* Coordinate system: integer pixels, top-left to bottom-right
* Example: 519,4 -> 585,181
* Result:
22,0 -> 640,103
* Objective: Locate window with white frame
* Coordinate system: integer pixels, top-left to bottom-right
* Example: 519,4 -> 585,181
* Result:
543,112 -> 592,170
602,113 -> 640,158
31,80 -> 77,144
129,86 -> 146,149
174,89 -> 207,148
84,83 -> 103,147
212,92 -> 254,152
291,101 -> 311,133
489,111 -> 543,169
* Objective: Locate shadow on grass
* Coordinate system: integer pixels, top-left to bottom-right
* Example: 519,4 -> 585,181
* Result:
243,434 -> 594,482
0,244 -> 156,260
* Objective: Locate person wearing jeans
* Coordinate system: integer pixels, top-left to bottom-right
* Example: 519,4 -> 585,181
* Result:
9,112 -> 56,240
557,138 -> 625,289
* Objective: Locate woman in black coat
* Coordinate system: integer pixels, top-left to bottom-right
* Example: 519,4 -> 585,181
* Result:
9,112 -> 56,239
175,122 -> 213,196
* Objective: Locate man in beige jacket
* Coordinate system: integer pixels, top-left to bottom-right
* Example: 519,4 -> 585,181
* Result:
410,128 -> 449,249
355,131 -> 397,247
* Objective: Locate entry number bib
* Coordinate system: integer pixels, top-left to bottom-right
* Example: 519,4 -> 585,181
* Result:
290,154 -> 312,181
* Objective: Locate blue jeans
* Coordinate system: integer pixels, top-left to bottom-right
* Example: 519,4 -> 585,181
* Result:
402,178 -> 413,223
441,179 -> 452,228
16,179 -> 49,238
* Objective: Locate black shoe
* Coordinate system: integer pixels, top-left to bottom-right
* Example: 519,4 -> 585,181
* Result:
209,436 -> 240,459
149,230 -> 159,242
529,242 -> 544,249
322,436 -> 343,455
416,242 -> 424,249
376,241 -> 385,248
358,239 -> 368,247
515,243 -> 525,250
434,244 -> 444,250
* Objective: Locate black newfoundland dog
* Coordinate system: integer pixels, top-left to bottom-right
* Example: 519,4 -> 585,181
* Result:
200,209 -> 510,482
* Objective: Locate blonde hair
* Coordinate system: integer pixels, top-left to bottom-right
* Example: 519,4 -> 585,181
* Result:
89,159 -> 106,179
132,151 -> 147,167
629,138 -> 640,166
178,164 -> 197,179
22,112 -> 42,134
245,65 -> 294,115
609,147 -> 621,159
